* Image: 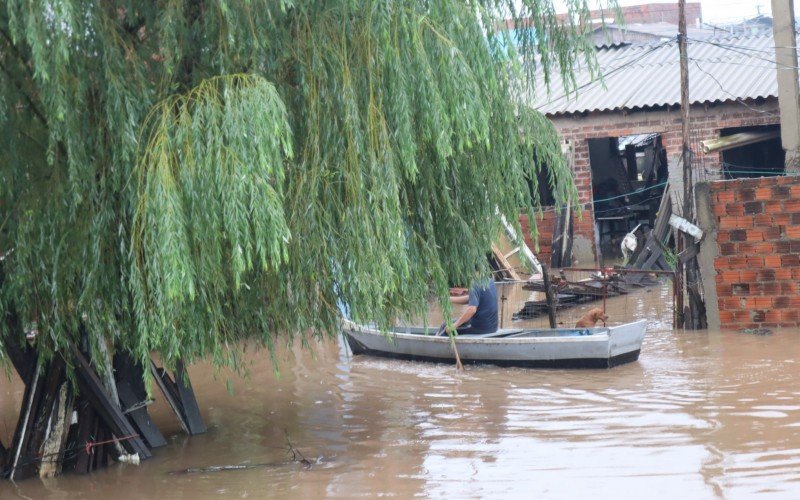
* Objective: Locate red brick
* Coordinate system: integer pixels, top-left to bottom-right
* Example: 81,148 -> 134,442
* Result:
719,242 -> 736,255
740,270 -> 758,282
754,296 -> 773,308
741,297 -> 758,308
743,201 -> 764,215
754,242 -> 774,254
754,213 -> 773,226
763,226 -> 781,240
725,204 -> 744,216
781,310 -> 800,323
775,268 -> 793,280
746,229 -> 764,241
781,254 -> 800,267
786,226 -> 800,239
785,200 -> 800,212
772,185 -> 792,199
774,241 -> 791,254
730,256 -> 749,267
774,213 -> 792,225
766,310 -> 782,323
719,270 -> 741,284
754,187 -> 772,200
752,282 -> 777,295
745,256 -> 764,268
717,190 -> 735,203
719,217 -> 745,230
774,296 -> 792,308
718,310 -> 734,324
730,229 -> 747,242
737,189 -> 756,202
764,254 -> 782,268
757,269 -> 776,281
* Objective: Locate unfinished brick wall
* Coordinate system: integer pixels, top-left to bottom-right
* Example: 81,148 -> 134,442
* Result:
530,100 -> 780,267
519,207 -> 595,267
709,176 -> 800,329
519,213 -> 553,265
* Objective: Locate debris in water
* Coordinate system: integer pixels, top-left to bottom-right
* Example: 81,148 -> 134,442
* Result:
169,432 -> 316,475
740,328 -> 772,336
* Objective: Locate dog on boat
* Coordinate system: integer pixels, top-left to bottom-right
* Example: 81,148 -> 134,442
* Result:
575,308 -> 608,328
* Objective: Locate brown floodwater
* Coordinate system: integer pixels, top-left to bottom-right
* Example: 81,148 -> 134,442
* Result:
2,281 -> 800,499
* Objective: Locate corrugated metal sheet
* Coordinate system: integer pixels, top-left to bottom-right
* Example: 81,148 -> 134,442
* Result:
527,34 -> 781,116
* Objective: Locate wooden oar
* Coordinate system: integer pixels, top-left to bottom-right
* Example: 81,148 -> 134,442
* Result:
436,322 -> 464,370
449,332 -> 464,371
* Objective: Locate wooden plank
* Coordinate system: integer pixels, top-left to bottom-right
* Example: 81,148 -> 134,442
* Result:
70,347 -> 151,460
150,360 -> 191,435
677,243 -> 699,263
1,319 -> 35,383
7,359 -> 70,480
551,206 -> 565,268
117,382 -> 167,448
71,399 -> 98,475
541,264 -> 557,328
7,364 -> 43,480
652,182 -> 673,243
114,353 -> 167,448
491,244 -> 521,281
174,361 -> 208,435
39,381 -> 73,478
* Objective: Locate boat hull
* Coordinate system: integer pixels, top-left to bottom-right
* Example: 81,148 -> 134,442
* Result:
342,320 -> 647,369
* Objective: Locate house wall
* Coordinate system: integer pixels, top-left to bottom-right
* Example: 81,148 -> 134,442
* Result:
611,3 -> 703,25
556,3 -> 703,25
702,175 -> 800,330
531,100 -> 779,267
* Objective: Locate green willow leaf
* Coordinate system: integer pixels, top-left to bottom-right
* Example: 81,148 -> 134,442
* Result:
0,0 -> 608,375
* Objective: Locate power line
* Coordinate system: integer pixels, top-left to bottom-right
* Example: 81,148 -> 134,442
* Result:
689,58 -> 780,116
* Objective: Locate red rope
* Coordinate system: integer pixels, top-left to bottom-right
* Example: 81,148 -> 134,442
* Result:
84,434 -> 139,455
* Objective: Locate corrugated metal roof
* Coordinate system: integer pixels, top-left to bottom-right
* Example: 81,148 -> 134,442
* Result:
527,34 -> 781,116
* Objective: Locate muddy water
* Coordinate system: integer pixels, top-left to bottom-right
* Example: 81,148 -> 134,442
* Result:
3,282 -> 800,499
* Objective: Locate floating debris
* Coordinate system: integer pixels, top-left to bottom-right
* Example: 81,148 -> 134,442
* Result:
740,328 -> 773,336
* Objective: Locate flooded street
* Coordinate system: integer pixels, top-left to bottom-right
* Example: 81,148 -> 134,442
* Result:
3,282 -> 800,499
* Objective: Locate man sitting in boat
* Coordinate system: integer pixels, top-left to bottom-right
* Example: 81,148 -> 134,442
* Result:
446,276 -> 499,335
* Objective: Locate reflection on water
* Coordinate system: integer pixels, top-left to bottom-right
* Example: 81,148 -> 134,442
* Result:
2,282 -> 800,499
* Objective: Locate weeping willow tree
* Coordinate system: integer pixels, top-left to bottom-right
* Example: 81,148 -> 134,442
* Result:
0,0 -> 604,374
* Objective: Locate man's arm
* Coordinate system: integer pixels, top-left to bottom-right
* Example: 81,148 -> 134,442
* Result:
453,305 -> 477,329
449,294 -> 470,305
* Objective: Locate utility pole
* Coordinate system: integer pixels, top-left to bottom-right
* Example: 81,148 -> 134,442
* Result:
771,0 -> 800,172
678,0 -> 705,329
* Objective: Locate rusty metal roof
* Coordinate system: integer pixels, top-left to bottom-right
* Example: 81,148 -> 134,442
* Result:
527,34 -> 781,116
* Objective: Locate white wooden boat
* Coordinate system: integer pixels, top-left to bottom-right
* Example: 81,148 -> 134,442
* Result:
342,319 -> 647,368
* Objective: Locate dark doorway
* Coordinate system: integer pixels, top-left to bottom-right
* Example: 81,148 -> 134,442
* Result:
589,134 -> 668,261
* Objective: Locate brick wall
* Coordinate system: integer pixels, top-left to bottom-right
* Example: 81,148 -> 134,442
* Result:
611,3 -> 702,24
534,100 -> 780,267
552,3 -> 703,25
709,176 -> 800,329
520,211 -> 556,266
519,207 -> 595,267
